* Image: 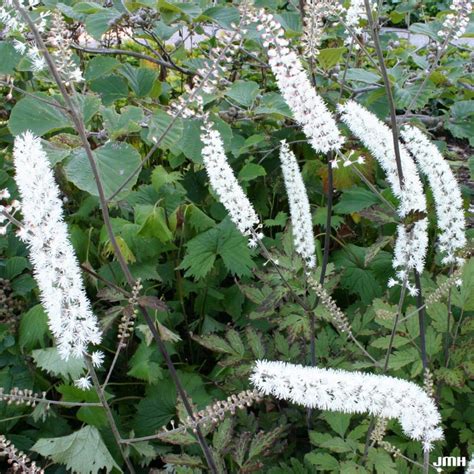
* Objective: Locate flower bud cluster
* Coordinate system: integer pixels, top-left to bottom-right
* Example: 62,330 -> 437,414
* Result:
182,389 -> 262,432
0,387 -> 49,409
438,0 -> 472,41
0,435 -> 44,474
48,10 -> 83,84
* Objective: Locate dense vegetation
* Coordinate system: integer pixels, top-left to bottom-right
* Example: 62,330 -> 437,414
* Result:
0,0 -> 472,472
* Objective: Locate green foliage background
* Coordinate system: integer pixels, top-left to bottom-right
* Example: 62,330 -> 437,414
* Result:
0,0 -> 473,472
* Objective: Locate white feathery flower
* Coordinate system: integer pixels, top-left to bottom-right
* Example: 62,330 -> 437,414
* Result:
438,0 -> 472,41
279,141 -> 316,268
13,131 -> 102,360
402,126 -> 466,265
91,350 -> 105,368
338,100 -> 429,285
200,119 -> 262,246
251,360 -> 443,452
249,8 -> 343,154
74,376 -> 92,391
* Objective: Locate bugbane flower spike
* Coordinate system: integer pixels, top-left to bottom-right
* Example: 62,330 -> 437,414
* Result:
248,8 -> 343,154
13,131 -> 102,360
251,360 -> 443,452
438,0 -> 472,41
279,141 -> 316,268
200,118 -> 262,246
48,10 -> 83,84
338,100 -> 428,294
401,126 -> 466,266
301,0 -> 342,59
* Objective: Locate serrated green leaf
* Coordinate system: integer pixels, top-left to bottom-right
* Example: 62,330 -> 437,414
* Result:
333,187 -> 379,214
32,426 -> 121,474
318,47 -> 347,70
101,105 -> 143,139
225,80 -> 260,107
32,348 -> 86,381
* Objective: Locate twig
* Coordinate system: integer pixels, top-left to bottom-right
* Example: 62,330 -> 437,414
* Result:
71,43 -> 192,75
85,356 -> 136,473
363,0 -> 404,186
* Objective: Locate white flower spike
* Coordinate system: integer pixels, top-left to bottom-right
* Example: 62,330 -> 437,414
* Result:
402,126 -> 466,266
279,141 -> 316,268
200,118 -> 262,246
13,131 -> 102,360
338,100 -> 429,294
251,360 -> 443,452
249,8 -> 343,154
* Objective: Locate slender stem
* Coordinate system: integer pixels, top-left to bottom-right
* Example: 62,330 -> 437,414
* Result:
102,343 -> 125,391
79,263 -> 130,297
0,79 -> 69,110
0,393 -> 102,407
363,0 -> 404,187
414,271 -> 427,370
252,231 -> 311,312
13,5 -> 218,472
71,43 -> 192,75
362,280 -> 408,463
85,357 -> 136,474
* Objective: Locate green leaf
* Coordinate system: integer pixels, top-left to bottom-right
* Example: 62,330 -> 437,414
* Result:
322,412 -> 352,437
202,5 -> 239,27
146,110 -> 183,150
0,41 -> 22,74
320,437 -> 352,453
452,258 -> 474,310
133,378 -> 177,436
179,220 -> 253,279
9,94 -> 72,136
65,141 -> 141,201
32,348 -> 86,381
4,256 -> 28,279
367,448 -> 397,474
19,305 -> 50,350
151,165 -> 181,191
333,245 -> 383,304
305,451 -> 339,471
32,426 -> 121,474
333,187 -> 379,214
346,68 -> 381,84
85,9 -> 122,39
85,56 -> 120,81
135,205 -> 173,243
177,119 -> 204,163
318,47 -> 347,70
127,341 -> 163,384
119,64 -> 158,97
90,74 -> 129,105
185,204 -> 215,232
101,105 -> 144,139
225,80 -> 260,107
238,162 -> 266,181
451,100 -> 474,120
254,92 -> 292,117
394,82 -> 436,109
